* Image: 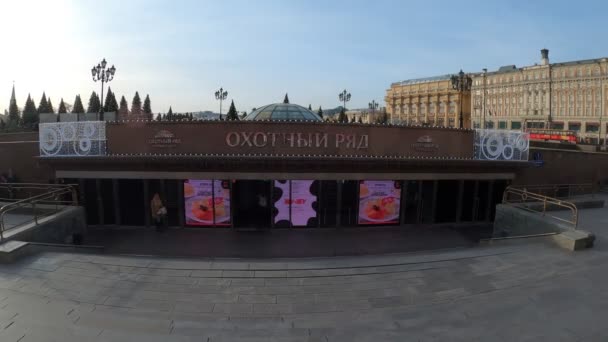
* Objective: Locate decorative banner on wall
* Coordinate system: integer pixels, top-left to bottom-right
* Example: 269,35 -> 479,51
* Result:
39,121 -> 106,157
358,181 -> 401,225
474,129 -> 529,161
184,180 -> 231,226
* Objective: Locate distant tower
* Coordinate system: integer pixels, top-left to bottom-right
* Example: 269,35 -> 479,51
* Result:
541,48 -> 549,66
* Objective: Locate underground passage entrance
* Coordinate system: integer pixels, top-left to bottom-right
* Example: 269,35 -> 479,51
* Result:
233,180 -> 272,229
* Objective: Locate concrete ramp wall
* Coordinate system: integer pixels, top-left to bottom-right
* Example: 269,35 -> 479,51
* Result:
493,203 -> 573,238
4,206 -> 86,244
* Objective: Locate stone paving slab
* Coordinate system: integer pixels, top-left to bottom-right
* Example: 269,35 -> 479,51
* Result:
0,207 -> 607,340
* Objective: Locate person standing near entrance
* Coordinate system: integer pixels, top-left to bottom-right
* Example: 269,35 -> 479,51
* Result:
151,193 -> 167,232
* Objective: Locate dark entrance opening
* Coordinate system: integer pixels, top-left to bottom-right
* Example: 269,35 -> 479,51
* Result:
233,180 -> 271,229
435,180 -> 460,223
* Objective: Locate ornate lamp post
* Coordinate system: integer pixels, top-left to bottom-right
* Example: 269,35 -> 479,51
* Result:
91,58 -> 116,120
450,69 -> 472,129
215,87 -> 228,120
339,89 -> 351,110
368,100 -> 378,123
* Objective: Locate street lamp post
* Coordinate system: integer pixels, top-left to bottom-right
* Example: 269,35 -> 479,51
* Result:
368,100 -> 378,123
339,89 -> 351,109
450,69 -> 473,129
339,89 -> 351,122
91,58 -> 116,120
215,87 -> 228,120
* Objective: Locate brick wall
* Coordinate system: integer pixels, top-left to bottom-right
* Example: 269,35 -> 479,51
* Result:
0,132 -> 54,183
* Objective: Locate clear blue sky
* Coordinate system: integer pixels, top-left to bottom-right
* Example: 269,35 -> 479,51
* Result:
1,0 -> 608,114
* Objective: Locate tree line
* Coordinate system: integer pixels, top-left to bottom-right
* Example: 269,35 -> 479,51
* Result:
1,88 -> 153,130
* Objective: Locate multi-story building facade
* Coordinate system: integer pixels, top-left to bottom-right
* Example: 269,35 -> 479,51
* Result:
385,75 -> 471,128
471,49 -> 608,144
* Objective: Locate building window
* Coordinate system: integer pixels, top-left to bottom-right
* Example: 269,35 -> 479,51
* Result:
511,121 -> 522,129
498,121 -> 507,129
485,121 -> 495,129
586,123 -> 599,132
439,103 -> 445,114
569,122 -> 581,131
552,122 -> 564,130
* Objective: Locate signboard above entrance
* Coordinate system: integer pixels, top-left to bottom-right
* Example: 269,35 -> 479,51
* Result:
106,121 -> 475,159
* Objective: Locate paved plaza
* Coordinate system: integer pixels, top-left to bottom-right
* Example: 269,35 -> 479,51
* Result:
0,206 -> 606,341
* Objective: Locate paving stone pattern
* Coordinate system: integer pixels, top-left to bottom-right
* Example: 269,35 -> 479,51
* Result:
0,206 -> 607,341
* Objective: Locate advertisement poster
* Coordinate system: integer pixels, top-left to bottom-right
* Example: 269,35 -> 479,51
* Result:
290,180 -> 317,227
184,180 -> 231,226
358,181 -> 401,225
273,180 -> 291,226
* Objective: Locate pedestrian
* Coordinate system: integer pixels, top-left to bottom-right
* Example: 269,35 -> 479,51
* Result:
151,193 -> 167,232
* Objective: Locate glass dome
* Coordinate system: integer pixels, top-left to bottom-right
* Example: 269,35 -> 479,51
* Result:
244,103 -> 323,122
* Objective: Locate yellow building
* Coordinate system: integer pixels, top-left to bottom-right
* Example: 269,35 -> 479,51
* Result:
471,49 -> 608,144
385,75 -> 471,128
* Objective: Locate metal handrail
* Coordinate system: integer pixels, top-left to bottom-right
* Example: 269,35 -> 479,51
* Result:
502,186 -> 578,229
0,183 -> 78,241
510,183 -> 595,199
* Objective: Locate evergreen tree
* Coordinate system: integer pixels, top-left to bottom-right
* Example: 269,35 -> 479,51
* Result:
226,100 -> 239,121
47,98 -> 54,114
118,96 -> 129,118
0,119 -> 5,130
22,94 -> 38,126
358,116 -> 363,124
317,106 -> 323,119
131,92 -> 142,115
241,111 -> 247,119
155,113 -> 161,121
350,116 -> 355,123
338,107 -> 348,123
86,91 -> 101,113
8,84 -> 20,124
58,98 -> 67,114
103,87 -> 119,113
283,93 -> 290,104
167,107 -> 173,120
308,104 -> 312,110
143,94 -> 152,117
72,95 -> 85,114
37,92 -> 49,114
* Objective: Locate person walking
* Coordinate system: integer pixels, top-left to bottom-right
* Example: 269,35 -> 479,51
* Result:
151,193 -> 167,232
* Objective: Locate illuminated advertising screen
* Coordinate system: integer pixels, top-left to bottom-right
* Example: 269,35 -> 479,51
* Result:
272,180 -> 318,227
273,180 -> 290,226
290,180 -> 317,227
184,180 -> 231,226
358,180 -> 401,225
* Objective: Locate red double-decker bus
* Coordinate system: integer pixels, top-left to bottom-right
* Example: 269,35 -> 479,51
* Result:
527,129 -> 577,143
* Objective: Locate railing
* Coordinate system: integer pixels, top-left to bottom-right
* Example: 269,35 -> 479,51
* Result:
0,183 -> 78,241
510,183 -> 595,199
502,186 -> 578,229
